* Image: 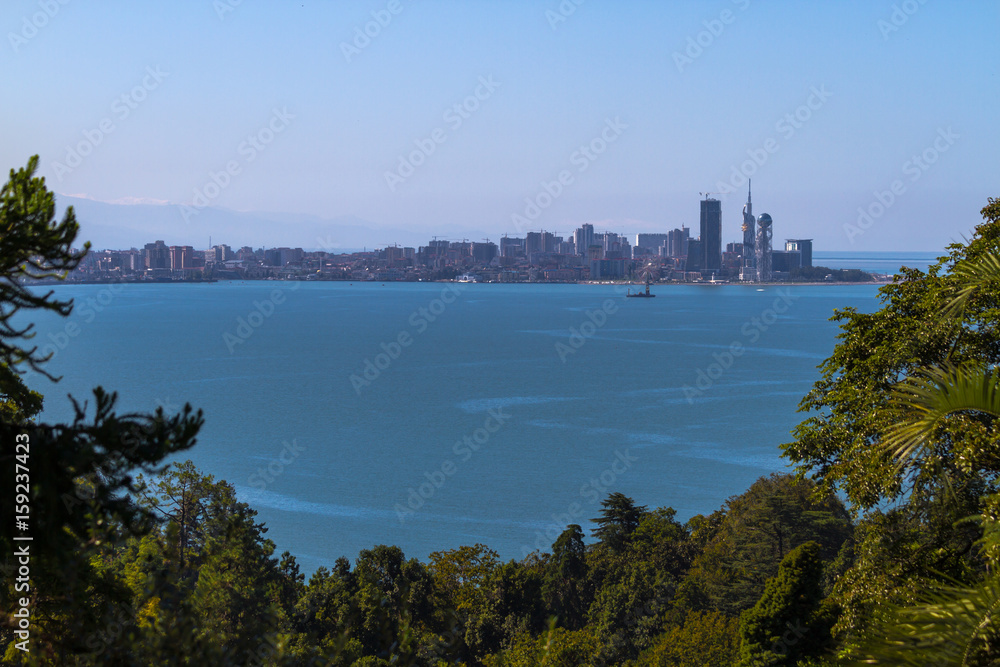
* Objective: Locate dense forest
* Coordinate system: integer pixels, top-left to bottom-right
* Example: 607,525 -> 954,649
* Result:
786,266 -> 873,283
2,156 -> 1000,665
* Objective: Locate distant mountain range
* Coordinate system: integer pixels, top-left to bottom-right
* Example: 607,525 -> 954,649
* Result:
55,195 -> 484,252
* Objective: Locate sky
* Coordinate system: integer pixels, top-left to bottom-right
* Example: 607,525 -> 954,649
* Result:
2,0 -> 998,252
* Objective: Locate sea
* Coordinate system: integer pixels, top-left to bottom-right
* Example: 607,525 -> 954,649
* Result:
27,252 -> 936,574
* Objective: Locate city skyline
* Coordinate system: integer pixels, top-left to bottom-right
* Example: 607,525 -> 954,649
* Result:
6,2 -> 996,253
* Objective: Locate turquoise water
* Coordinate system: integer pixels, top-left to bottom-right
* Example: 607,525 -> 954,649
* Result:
30,282 -> 881,573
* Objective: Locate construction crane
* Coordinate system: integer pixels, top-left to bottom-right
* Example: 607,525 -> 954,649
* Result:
699,191 -> 723,200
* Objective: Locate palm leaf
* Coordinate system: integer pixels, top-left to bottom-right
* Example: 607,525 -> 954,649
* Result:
848,574 -> 1000,665
943,251 -> 1000,319
883,364 -> 1000,473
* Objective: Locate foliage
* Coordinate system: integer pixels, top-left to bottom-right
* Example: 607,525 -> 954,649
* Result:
6,160 -> 1000,665
633,610 -> 740,667
782,198 -> 1000,641
676,474 -> 851,617
0,156 -> 88,377
737,541 -> 836,666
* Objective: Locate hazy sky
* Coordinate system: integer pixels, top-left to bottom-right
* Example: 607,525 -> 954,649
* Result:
3,0 -> 998,251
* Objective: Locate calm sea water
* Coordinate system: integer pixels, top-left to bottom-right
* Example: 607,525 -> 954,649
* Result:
30,281 -> 882,573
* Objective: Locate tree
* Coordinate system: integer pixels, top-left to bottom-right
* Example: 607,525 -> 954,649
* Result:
591,492 -> 647,553
543,525 -> 588,630
0,362 -> 42,423
737,542 -> 836,667
635,610 -> 740,667
484,621 -> 600,667
846,237 -> 1000,664
0,157 -> 203,660
675,474 -> 852,617
783,198 -> 1000,510
782,198 -> 1000,640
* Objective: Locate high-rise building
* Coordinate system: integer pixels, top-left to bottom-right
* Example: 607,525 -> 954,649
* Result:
574,224 -> 594,256
472,242 -> 497,263
635,233 -> 670,252
686,239 -> 704,273
740,182 -> 757,281
772,250 -> 801,272
144,240 -> 169,269
667,227 -> 689,258
700,198 -> 722,273
499,236 -> 524,258
756,213 -> 773,282
169,245 -> 193,270
785,239 -> 812,267
525,232 -> 542,255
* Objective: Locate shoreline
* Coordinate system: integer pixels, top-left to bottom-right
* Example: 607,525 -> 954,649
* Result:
43,278 -> 891,288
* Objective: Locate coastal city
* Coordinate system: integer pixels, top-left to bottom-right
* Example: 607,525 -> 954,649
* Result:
67,188 -> 876,284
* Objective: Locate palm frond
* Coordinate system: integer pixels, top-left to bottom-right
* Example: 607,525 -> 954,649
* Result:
849,574 -> 1000,665
944,251 -> 1000,319
883,365 -> 1000,472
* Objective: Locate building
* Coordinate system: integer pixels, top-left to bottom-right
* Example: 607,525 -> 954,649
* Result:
785,239 -> 812,267
686,239 -> 704,273
756,213 -> 773,282
771,250 -> 801,273
635,233 -> 670,253
144,240 -> 169,269
700,198 -> 722,274
667,227 -> 689,258
589,258 -> 626,279
471,241 -> 497,264
740,182 -> 757,281
169,245 -> 193,270
499,236 -> 524,258
574,224 -> 594,256
526,232 -> 556,255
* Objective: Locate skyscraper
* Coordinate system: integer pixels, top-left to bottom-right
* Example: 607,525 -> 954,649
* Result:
740,181 -> 757,281
756,213 -> 773,282
667,226 -> 689,258
700,198 -> 722,274
573,224 -> 594,257
785,239 -> 812,267
144,240 -> 168,269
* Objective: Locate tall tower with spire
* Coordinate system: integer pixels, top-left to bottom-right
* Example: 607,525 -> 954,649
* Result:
740,180 -> 757,281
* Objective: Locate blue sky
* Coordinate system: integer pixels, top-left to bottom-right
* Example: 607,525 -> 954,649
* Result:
3,0 -> 997,251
